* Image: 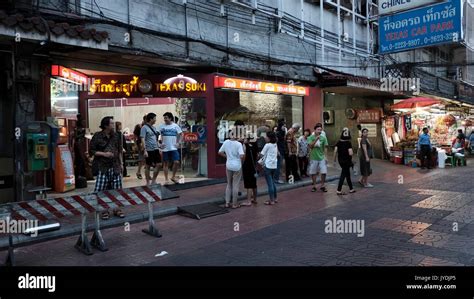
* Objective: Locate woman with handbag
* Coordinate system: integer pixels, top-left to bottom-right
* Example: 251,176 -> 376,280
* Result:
333,128 -> 356,195
259,132 -> 279,205
242,134 -> 259,205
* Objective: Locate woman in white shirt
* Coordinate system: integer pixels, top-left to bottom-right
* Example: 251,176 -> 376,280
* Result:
259,131 -> 279,205
218,131 -> 245,209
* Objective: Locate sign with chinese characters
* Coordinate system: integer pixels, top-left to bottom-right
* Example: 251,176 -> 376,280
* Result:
357,109 -> 382,123
379,0 -> 443,16
214,76 -> 309,96
51,65 -> 88,84
379,0 -> 462,54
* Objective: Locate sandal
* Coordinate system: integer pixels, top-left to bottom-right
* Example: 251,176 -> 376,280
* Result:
320,186 -> 328,192
170,177 -> 179,184
311,187 -> 317,192
336,191 -> 347,195
113,209 -> 125,218
136,173 -> 143,180
101,211 -> 110,220
231,204 -> 241,209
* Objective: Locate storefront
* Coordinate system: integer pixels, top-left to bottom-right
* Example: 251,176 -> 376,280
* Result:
382,97 -> 474,166
40,69 -> 322,192
81,73 -> 320,179
212,75 -> 319,177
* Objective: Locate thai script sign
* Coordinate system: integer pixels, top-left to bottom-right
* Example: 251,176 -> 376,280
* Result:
379,0 -> 462,54
214,76 -> 309,96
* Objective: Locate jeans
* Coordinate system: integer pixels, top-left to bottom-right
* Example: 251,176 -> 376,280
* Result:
264,167 -> 277,201
225,168 -> 242,206
273,153 -> 282,181
337,163 -> 353,192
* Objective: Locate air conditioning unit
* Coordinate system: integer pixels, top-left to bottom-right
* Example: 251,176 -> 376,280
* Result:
323,110 -> 335,125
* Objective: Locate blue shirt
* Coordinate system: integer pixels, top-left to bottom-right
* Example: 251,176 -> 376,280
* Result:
418,133 -> 431,150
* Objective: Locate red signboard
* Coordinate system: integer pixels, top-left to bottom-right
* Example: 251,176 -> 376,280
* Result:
214,76 -> 309,96
357,109 -> 382,123
51,65 -> 88,84
183,132 -> 199,142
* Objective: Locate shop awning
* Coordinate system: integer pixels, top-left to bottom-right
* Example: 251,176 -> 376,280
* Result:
391,97 -> 441,110
314,68 -> 409,98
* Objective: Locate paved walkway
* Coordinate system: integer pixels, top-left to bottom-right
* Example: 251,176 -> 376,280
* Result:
3,159 -> 474,266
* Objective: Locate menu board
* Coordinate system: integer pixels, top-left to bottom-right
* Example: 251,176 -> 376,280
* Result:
54,144 -> 75,192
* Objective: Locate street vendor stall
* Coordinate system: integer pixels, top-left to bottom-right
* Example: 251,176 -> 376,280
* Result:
382,97 -> 474,168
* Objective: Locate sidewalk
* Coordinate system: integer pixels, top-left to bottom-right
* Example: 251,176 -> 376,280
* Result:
0,161 -> 341,249
2,158 -> 464,266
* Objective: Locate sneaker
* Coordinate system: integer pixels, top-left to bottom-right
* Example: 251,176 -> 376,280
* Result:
365,183 -> 374,188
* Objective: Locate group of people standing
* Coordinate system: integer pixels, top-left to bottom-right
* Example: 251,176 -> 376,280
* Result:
89,112 -> 183,220
218,120 -> 375,208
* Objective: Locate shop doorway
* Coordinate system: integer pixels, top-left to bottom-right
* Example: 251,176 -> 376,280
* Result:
86,97 -> 208,189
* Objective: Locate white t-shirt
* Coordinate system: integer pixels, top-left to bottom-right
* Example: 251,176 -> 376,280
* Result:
261,143 -> 278,169
219,139 -> 244,171
158,123 -> 182,152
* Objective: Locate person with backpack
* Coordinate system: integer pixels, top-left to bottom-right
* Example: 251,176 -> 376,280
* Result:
333,128 -> 356,195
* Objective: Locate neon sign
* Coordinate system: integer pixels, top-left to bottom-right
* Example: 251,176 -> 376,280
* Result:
214,76 -> 309,96
51,65 -> 88,84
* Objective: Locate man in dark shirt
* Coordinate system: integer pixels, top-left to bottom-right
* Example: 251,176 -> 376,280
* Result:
90,116 -> 124,219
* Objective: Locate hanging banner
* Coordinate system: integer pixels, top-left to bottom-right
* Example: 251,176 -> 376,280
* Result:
379,0 -> 462,54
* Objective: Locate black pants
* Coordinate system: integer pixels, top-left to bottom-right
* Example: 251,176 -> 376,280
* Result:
285,154 -> 300,181
298,156 -> 308,177
337,163 -> 353,192
420,145 -> 432,168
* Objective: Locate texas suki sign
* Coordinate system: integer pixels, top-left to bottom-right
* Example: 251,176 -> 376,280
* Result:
379,0 -> 462,54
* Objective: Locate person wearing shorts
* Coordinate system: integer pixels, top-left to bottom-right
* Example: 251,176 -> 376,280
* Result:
140,113 -> 162,186
158,112 -> 183,184
307,123 -> 328,192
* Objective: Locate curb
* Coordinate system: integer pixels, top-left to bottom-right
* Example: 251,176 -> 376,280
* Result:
0,175 -> 339,250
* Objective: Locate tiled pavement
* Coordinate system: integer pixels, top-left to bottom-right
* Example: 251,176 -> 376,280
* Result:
2,158 -> 474,266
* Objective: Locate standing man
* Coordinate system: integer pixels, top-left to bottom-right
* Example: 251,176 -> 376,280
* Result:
307,123 -> 328,192
285,123 -> 301,182
159,112 -> 183,184
90,116 -> 125,220
140,113 -> 162,186
274,118 -> 287,184
418,127 -> 432,170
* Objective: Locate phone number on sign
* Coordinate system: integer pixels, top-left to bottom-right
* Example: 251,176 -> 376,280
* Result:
390,33 -> 457,51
